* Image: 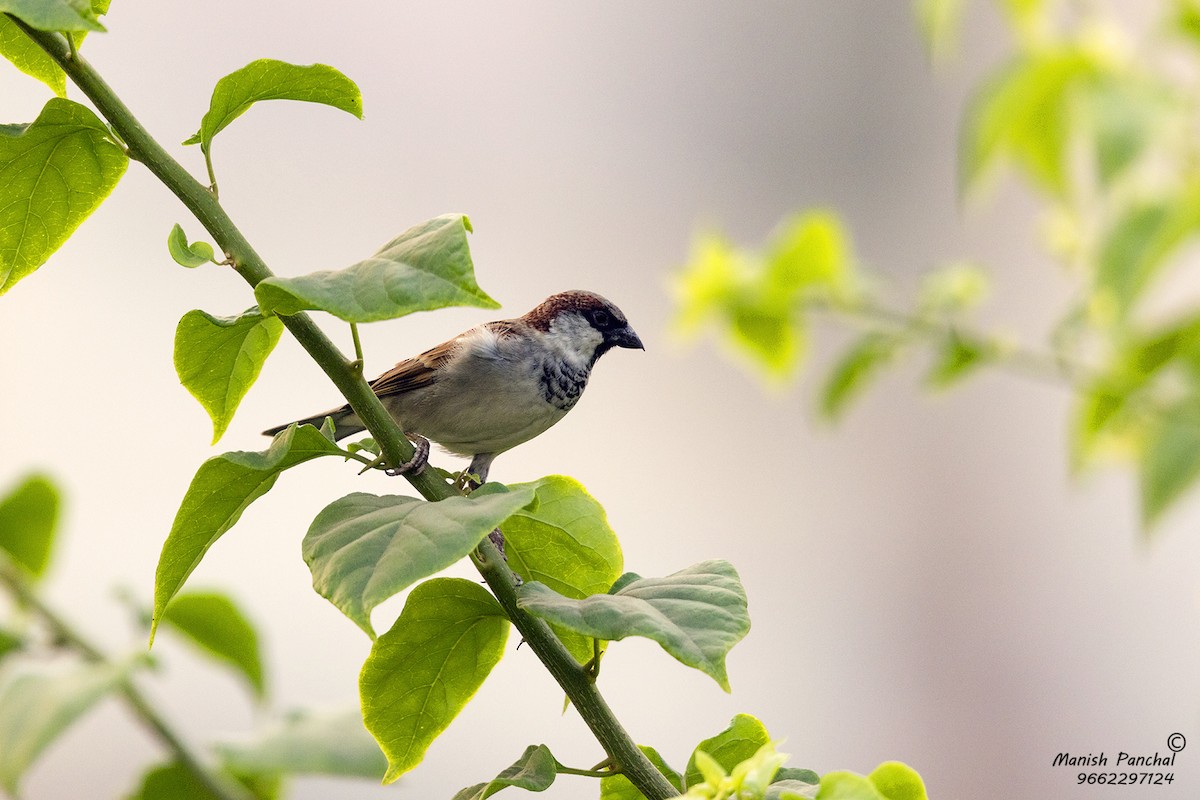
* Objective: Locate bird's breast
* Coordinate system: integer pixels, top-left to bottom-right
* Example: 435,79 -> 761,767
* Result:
538,358 -> 590,411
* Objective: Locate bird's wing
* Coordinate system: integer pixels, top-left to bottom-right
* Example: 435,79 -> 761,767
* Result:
369,341 -> 455,397
368,321 -> 519,397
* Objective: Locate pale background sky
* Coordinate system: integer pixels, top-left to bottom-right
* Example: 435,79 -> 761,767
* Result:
2,2 -> 1198,799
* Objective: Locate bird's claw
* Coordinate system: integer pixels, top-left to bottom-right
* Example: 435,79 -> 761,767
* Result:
384,435 -> 430,477
487,528 -> 507,561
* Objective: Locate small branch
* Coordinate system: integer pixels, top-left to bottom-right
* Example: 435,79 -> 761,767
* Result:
554,761 -> 618,778
811,296 -> 1094,387
0,560 -> 253,800
349,322 -> 364,374
202,145 -> 219,199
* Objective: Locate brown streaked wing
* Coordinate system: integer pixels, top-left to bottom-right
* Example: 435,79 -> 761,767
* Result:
367,320 -> 520,397
368,339 -> 456,397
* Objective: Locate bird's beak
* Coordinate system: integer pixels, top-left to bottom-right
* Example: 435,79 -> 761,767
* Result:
610,325 -> 645,351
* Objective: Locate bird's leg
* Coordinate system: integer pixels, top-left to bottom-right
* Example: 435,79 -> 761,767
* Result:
455,453 -> 494,492
383,434 -> 430,476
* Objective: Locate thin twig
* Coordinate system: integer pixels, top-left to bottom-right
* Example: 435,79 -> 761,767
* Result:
0,560 -> 253,800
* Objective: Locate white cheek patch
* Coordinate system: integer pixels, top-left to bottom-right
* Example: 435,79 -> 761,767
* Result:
547,314 -> 603,363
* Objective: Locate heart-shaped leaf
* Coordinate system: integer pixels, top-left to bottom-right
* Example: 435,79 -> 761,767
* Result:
0,16 -> 66,95
160,590 -> 266,700
0,473 -> 60,580
184,59 -> 362,152
214,709 -> 386,780
490,476 -> 622,663
0,98 -> 127,295
254,214 -> 498,322
360,578 -> 509,783
0,0 -> 104,32
452,744 -> 559,800
152,424 -> 344,643
174,307 -> 284,443
517,560 -> 750,690
303,485 -> 536,636
684,714 -> 770,790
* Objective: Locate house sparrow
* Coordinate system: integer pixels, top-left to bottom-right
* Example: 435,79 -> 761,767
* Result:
263,290 -> 643,483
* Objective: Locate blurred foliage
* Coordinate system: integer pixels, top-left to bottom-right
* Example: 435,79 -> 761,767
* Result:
0,473 -> 384,798
674,0 -> 1200,530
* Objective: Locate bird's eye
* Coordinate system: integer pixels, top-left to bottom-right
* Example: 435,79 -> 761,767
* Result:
592,309 -> 611,328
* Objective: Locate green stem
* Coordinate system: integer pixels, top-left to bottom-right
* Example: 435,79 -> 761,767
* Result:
814,296 -> 1093,386
554,762 -> 617,778
0,561 -> 253,800
13,19 -> 679,800
471,540 -> 674,796
202,145 -> 220,199
349,321 -> 364,373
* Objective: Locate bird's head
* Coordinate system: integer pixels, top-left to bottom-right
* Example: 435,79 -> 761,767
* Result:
523,290 -> 643,366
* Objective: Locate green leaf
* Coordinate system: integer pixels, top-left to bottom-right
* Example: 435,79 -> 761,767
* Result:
0,15 -> 66,95
451,744 -> 559,800
1082,74 -> 1167,187
727,296 -> 806,379
776,767 -> 822,784
151,425 -> 344,644
960,50 -> 1097,198
1095,190 -> 1200,316
684,713 -> 771,790
673,233 -> 741,334
254,214 -> 499,323
767,780 -> 819,800
214,709 -> 387,780
0,0 -> 104,32
124,761 -> 250,800
0,659 -> 139,795
765,211 -> 852,300
1175,0 -> 1200,44
599,745 -> 683,800
174,307 -> 284,444
813,772 -> 883,800
303,485 -> 536,636
0,627 -> 23,663
185,59 -> 362,152
0,0 -> 108,93
808,762 -> 927,800
0,98 -> 128,295
167,223 -> 216,268
673,214 -> 856,383
866,762 -> 928,800
926,335 -> 990,388
1139,405 -> 1200,527
914,0 -> 966,61
821,334 -> 899,420
517,560 -> 750,691
0,472 -> 60,580
496,476 -> 623,663
160,590 -> 266,700
1070,378 -> 1136,468
360,578 -> 509,783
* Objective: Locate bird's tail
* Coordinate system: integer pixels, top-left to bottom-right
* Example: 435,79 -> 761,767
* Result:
261,405 -> 366,441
